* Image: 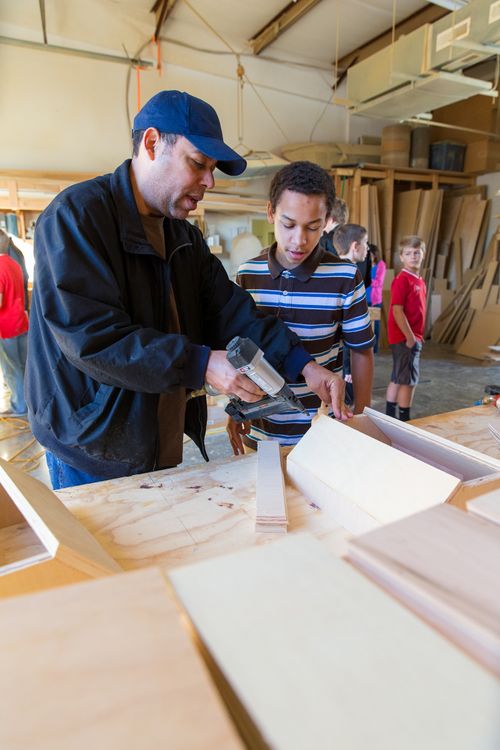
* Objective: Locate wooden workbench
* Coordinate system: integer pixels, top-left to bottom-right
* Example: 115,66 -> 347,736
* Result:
57,404 -> 500,573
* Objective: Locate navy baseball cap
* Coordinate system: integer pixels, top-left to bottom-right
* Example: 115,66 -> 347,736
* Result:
133,90 -> 247,176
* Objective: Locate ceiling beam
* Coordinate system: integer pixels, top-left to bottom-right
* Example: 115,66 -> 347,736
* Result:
336,3 -> 449,71
150,0 -> 179,42
249,0 -> 322,56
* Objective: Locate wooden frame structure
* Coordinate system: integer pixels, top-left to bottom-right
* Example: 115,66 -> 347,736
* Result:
0,458 -> 121,598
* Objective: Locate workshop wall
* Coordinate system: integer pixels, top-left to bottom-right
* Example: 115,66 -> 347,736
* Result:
0,41 -> 383,173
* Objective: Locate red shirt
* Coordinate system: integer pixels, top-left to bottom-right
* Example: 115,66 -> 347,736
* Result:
0,255 -> 28,339
387,268 -> 427,344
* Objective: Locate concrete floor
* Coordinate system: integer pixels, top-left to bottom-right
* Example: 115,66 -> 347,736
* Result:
0,342 -> 497,482
181,342 -> 500,467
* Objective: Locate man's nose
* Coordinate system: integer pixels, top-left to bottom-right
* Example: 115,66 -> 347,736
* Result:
202,170 -> 215,189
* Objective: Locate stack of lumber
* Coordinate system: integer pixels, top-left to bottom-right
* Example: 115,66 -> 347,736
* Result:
391,189 -> 443,274
348,504 -> 500,676
255,441 -> 287,533
169,534 -> 500,750
0,567 -> 243,750
432,230 -> 500,354
359,184 -> 382,249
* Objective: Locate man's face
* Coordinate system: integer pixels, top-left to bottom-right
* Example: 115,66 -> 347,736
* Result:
269,190 -> 328,269
400,244 -> 424,273
144,134 -> 217,219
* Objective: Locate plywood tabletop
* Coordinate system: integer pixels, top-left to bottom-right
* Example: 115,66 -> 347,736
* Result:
410,404 -> 500,459
56,451 -> 348,573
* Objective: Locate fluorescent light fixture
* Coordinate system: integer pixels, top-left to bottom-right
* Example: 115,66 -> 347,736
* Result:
428,0 -> 469,10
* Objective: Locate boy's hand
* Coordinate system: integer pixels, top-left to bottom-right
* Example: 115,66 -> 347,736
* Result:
301,361 -> 352,421
405,334 -> 417,349
226,417 -> 251,456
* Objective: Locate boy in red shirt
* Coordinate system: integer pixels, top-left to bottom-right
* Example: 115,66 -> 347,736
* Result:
386,236 -> 426,422
0,235 -> 29,416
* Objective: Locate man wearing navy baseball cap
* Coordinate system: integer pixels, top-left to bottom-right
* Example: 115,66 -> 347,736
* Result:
26,90 -> 348,489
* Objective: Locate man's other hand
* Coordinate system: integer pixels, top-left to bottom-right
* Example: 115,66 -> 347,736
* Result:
226,417 -> 251,456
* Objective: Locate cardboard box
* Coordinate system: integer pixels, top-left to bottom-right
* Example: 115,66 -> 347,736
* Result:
465,139 -> 500,174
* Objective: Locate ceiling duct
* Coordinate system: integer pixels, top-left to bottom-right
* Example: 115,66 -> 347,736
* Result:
346,0 -> 497,121
431,0 -> 500,71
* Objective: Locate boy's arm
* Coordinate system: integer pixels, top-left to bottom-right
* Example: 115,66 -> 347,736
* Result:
392,305 -> 417,348
350,348 -> 374,414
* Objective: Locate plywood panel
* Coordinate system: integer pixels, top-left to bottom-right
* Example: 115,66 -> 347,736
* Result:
0,567 -> 243,750
348,504 -> 500,675
170,534 -> 500,750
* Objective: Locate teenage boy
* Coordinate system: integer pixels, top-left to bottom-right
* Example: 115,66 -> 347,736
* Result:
386,235 -> 427,422
226,161 -> 374,455
319,197 -> 349,255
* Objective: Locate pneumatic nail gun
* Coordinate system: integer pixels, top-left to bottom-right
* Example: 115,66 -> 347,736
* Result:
222,336 -> 307,423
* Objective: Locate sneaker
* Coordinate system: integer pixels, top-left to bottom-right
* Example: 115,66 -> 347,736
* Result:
0,409 -> 28,418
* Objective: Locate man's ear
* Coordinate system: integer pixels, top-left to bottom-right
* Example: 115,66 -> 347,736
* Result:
266,201 -> 275,225
142,128 -> 161,161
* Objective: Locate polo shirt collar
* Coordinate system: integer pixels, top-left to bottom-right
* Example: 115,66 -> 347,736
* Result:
268,242 -> 322,281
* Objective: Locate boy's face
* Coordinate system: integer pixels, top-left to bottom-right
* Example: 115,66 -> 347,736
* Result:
352,234 -> 369,263
400,244 -> 424,274
268,189 -> 328,269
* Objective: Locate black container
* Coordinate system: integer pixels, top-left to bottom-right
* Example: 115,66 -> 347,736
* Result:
429,141 -> 466,172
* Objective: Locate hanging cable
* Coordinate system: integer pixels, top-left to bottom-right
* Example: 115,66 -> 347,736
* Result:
181,0 -> 289,142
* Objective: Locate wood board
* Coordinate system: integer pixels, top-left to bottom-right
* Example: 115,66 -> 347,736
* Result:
286,414 -> 461,534
456,309 -> 500,360
169,534 -> 500,750
0,457 -> 121,598
468,489 -> 500,526
0,566 -> 242,750
348,504 -> 500,676
255,441 -> 287,533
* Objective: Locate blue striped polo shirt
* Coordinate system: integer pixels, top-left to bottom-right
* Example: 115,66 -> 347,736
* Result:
236,243 -> 374,446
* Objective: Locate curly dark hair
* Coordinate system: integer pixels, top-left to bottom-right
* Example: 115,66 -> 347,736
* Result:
269,161 -> 335,215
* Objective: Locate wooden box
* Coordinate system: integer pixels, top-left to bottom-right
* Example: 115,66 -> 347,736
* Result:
286,408 -> 500,534
465,139 -> 500,175
0,458 -> 120,598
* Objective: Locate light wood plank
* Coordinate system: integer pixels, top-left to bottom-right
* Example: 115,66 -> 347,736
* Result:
0,567 -> 242,750
348,504 -> 500,675
286,415 -> 461,534
255,441 -> 287,533
468,489 -> 500,526
170,534 -> 500,750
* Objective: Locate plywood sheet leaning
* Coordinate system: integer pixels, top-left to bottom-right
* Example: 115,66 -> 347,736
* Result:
0,566 -> 243,750
456,308 -> 500,360
391,189 -> 421,265
286,414 -> 461,534
0,457 -> 121,598
255,441 -> 287,533
169,534 -> 500,750
468,489 -> 500,526
348,504 -> 500,676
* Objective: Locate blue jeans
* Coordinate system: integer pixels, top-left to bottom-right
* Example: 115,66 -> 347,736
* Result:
0,333 -> 28,414
45,451 -> 109,490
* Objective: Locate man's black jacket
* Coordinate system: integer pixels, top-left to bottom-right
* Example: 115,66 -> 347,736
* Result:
26,160 -> 309,478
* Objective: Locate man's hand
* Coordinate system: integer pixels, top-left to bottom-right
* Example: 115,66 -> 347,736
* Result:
226,417 -> 251,456
302,361 -> 352,421
205,351 -> 264,402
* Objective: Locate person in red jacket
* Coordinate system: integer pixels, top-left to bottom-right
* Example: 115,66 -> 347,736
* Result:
0,232 -> 29,416
385,236 -> 427,422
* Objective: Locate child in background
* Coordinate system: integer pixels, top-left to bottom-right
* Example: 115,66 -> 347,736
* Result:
333,224 -> 371,404
366,244 -> 386,354
226,162 -> 374,455
319,197 -> 349,255
386,235 -> 427,422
